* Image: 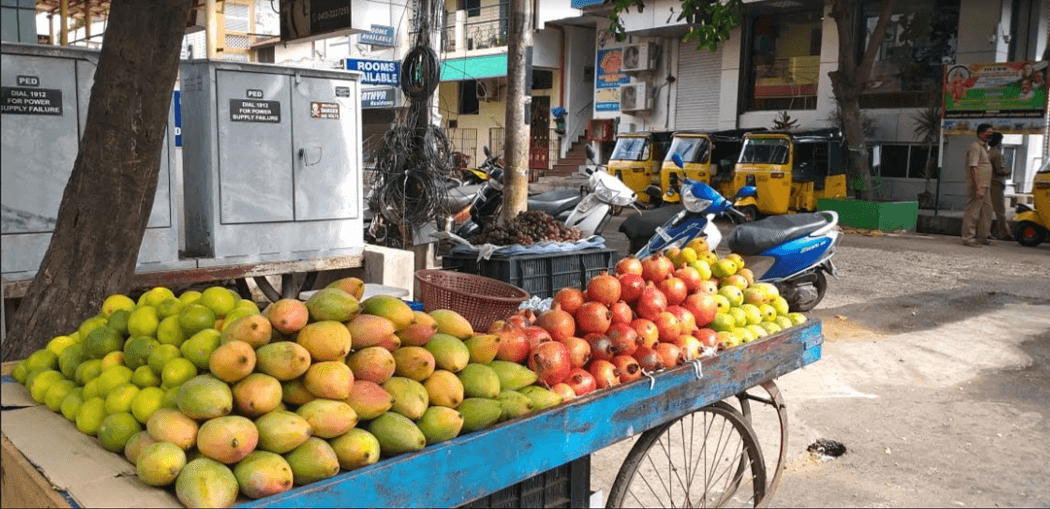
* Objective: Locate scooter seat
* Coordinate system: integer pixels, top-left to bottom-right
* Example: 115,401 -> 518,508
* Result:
446,184 -> 482,211
528,189 -> 582,217
727,213 -> 830,255
618,205 -> 685,241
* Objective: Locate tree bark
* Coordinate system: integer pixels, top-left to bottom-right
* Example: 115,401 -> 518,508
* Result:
828,0 -> 897,201
502,0 -> 531,223
3,0 -> 193,361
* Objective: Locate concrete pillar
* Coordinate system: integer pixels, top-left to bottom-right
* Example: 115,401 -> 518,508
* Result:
456,10 -> 466,51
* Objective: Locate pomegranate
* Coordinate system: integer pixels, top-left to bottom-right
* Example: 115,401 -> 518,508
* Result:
588,360 -> 621,389
657,276 -> 688,306
553,287 -> 586,316
654,342 -> 683,368
561,336 -> 592,369
666,305 -> 696,333
618,273 -> 646,304
528,341 -> 572,387
491,321 -> 530,363
697,279 -> 719,296
565,368 -> 597,396
654,311 -> 682,342
551,383 -> 576,401
609,301 -> 633,325
631,318 -> 660,349
538,304 -> 576,342
586,271 -> 621,306
683,293 -> 719,328
606,322 -> 641,357
522,326 -> 553,350
635,282 -> 668,321
641,253 -> 674,282
671,334 -> 703,361
674,266 -> 704,293
611,355 -> 643,383
506,314 -> 531,329
615,256 -> 643,276
633,346 -> 665,372
694,328 -> 719,349
575,301 -> 612,335
586,334 -> 618,362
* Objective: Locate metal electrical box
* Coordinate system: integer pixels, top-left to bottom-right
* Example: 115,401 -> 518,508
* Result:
0,43 -> 188,281
179,60 -> 364,265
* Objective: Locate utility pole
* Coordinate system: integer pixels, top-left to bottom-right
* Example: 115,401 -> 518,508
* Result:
502,0 -> 532,223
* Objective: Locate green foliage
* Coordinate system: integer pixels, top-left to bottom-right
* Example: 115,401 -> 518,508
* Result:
609,0 -> 744,52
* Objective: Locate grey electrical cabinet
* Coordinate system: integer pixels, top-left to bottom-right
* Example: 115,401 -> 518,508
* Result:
0,42 -> 187,281
179,60 -> 364,266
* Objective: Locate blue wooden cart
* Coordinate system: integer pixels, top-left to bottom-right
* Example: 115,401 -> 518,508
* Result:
239,319 -> 823,508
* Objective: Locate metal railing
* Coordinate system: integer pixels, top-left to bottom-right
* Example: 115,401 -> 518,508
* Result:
488,127 -> 562,181
442,3 -> 509,54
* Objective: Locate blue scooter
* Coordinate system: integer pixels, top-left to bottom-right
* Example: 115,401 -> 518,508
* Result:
619,155 -> 841,311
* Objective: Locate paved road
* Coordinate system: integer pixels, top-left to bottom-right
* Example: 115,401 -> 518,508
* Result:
590,211 -> 1050,507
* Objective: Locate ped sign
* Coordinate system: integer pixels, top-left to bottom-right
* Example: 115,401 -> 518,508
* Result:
345,58 -> 400,86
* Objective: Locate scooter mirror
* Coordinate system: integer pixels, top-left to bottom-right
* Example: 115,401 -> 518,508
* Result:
672,154 -> 685,169
484,146 -> 492,157
585,145 -> 596,161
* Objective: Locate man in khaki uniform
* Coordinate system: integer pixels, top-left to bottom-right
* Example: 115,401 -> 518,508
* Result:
961,123 -> 994,246
987,132 -> 1012,240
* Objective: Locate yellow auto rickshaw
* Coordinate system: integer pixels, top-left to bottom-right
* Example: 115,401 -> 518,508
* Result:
1013,160 -> 1050,246
731,128 -> 848,220
607,131 -> 673,205
657,128 -> 766,204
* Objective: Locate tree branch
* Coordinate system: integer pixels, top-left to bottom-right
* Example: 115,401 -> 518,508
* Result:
858,0 -> 899,79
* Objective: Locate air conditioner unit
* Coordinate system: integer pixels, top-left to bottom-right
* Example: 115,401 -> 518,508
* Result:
476,79 -> 500,101
621,42 -> 656,72
619,82 -> 650,112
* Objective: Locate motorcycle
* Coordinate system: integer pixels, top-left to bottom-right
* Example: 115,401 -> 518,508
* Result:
455,146 -> 636,239
620,154 -> 841,312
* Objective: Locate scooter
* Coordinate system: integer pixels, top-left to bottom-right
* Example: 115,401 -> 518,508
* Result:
455,146 -> 636,239
621,154 -> 841,312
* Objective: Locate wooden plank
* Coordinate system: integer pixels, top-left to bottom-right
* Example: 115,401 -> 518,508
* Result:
2,254 -> 364,299
1,434 -> 71,509
241,320 -> 823,508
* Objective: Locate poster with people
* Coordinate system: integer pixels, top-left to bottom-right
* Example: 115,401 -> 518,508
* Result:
595,47 -> 630,112
943,61 -> 1049,134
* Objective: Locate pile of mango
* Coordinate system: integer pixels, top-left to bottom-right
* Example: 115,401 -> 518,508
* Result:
11,278 -> 560,508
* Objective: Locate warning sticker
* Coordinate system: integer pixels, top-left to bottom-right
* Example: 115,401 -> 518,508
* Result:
309,101 -> 340,119
230,99 -> 281,123
1,87 -> 63,115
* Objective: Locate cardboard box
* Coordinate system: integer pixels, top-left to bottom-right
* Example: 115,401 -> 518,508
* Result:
1,363 -> 179,508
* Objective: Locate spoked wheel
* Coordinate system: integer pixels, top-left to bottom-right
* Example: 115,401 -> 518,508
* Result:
735,381 -> 789,503
606,402 -> 767,508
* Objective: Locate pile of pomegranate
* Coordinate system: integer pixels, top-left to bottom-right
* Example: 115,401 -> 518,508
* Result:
483,241 -> 808,399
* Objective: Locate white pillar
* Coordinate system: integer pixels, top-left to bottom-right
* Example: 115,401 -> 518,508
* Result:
455,10 -> 466,52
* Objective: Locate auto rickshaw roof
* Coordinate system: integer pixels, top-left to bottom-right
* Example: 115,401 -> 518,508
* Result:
619,130 -> 674,141
671,128 -> 767,142
745,128 -> 843,143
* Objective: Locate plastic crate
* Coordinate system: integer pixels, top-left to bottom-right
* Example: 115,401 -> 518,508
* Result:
441,249 -> 619,300
457,456 -> 591,508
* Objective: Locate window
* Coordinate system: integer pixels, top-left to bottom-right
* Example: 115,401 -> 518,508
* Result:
738,138 -> 791,165
666,137 -> 711,164
611,138 -> 649,161
744,3 -> 823,111
462,0 -> 481,17
459,81 -> 479,115
859,0 -> 960,108
870,144 -> 939,178
257,46 -> 275,63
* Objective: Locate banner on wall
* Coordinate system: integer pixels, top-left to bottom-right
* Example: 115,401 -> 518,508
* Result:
595,48 -> 630,112
943,61 -> 1049,135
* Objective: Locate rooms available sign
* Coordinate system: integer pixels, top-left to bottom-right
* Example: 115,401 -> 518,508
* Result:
344,59 -> 400,86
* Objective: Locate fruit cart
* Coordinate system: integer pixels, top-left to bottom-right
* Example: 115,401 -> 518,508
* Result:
235,321 -> 816,508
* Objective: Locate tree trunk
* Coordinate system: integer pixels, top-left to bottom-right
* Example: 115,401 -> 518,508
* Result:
829,0 -> 897,201
2,0 -> 193,362
502,0 -> 531,223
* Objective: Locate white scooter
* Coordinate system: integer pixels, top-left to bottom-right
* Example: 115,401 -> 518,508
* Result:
562,146 -> 638,237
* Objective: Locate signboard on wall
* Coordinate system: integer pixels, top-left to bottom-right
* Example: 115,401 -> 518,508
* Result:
280,0 -> 365,44
359,25 -> 395,46
344,59 -> 400,86
361,87 -> 401,109
595,48 -> 629,112
943,61 -> 1049,134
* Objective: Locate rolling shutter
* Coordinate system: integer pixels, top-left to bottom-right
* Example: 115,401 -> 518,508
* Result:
675,45 -> 723,130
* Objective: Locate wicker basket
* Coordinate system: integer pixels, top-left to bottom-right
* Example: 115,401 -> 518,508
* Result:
415,269 -> 530,332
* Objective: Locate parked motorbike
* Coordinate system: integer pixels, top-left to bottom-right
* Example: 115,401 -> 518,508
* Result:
621,154 -> 841,311
456,146 -> 636,240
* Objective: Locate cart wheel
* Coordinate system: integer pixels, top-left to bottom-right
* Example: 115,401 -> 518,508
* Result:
736,380 -> 789,503
606,401 -> 767,508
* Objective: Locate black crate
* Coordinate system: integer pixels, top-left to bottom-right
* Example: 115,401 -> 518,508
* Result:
457,455 -> 591,508
441,249 -> 619,300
